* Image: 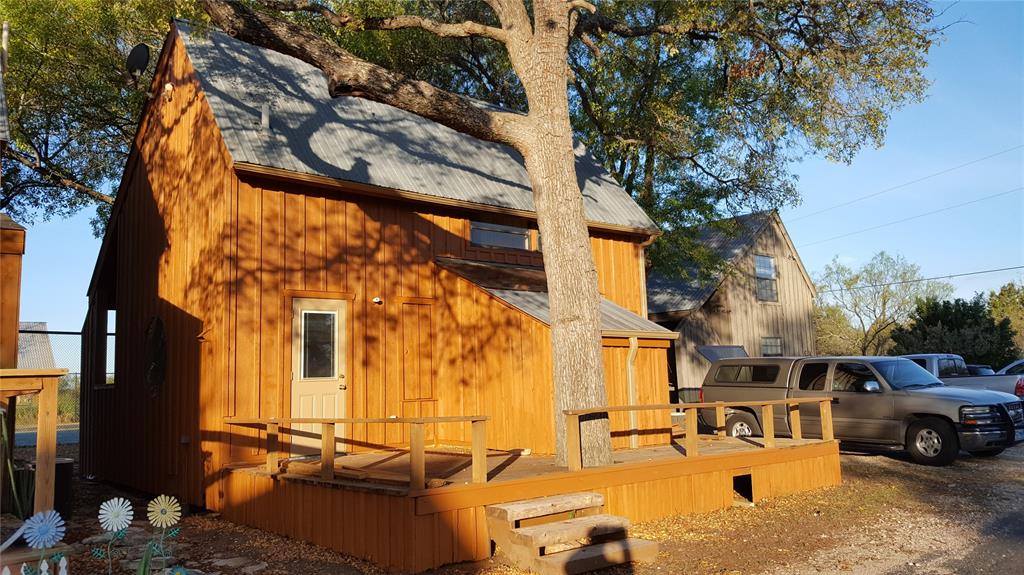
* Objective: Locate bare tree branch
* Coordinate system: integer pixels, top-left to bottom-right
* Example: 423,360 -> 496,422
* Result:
3,147 -> 114,205
201,0 -> 525,148
573,12 -> 721,42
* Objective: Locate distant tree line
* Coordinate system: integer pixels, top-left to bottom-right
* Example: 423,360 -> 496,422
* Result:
813,251 -> 1022,369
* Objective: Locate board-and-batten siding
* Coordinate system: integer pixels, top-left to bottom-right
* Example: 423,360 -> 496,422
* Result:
82,29 -> 669,509
673,219 -> 815,390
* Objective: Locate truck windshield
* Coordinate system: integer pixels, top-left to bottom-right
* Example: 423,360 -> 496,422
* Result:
869,359 -> 942,389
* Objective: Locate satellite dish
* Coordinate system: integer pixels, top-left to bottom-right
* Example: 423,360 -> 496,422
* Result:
126,43 -> 150,81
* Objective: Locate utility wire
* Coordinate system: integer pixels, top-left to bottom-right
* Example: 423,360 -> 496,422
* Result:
819,265 -> 1024,293
789,144 -> 1024,222
798,186 -> 1023,247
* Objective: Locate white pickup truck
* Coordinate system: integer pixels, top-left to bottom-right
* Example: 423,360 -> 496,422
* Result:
902,354 -> 1024,400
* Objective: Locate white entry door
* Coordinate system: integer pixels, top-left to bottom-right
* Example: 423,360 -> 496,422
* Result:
290,298 -> 346,456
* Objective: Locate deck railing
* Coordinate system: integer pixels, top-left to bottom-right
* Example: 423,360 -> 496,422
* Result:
563,398 -> 835,471
224,415 -> 490,490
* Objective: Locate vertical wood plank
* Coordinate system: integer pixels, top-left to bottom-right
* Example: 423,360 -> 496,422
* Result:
34,376 -> 58,512
321,422 -> 335,480
820,399 -> 835,441
565,413 -> 582,471
684,406 -> 698,456
715,402 -> 726,438
789,402 -> 802,440
761,404 -> 776,448
410,422 -> 425,490
266,422 -> 279,473
471,419 -> 487,483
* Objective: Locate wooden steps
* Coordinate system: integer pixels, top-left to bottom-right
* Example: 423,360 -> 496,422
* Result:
486,492 -> 657,575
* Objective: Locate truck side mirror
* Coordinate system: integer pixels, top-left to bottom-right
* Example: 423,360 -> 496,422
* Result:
862,380 -> 881,393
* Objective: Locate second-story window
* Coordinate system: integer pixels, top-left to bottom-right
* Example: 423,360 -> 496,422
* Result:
754,255 -> 778,302
470,221 -> 531,250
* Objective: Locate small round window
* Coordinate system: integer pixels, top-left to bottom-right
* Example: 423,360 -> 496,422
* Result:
145,316 -> 167,397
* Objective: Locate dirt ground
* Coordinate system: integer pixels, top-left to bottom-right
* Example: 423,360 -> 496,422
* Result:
7,442 -> 1022,574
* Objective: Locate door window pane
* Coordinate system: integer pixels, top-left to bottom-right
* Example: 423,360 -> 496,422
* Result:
302,311 -> 336,379
833,363 -> 877,392
798,362 -> 829,391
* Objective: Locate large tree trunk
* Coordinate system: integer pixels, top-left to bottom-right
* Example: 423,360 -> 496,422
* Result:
511,2 -> 614,468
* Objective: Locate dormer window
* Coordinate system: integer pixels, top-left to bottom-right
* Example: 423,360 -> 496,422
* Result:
754,255 -> 778,302
470,221 -> 532,251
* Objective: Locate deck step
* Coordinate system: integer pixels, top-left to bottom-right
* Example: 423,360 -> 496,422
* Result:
535,538 -> 659,575
509,514 -> 629,548
486,492 -> 604,523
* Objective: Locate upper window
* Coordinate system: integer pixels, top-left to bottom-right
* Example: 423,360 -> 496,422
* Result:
909,358 -> 928,369
761,336 -> 783,357
798,362 -> 829,391
754,255 -> 778,301
938,358 -> 969,377
470,221 -> 531,250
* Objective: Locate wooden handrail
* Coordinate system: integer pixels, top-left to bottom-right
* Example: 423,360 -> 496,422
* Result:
564,398 -> 835,471
224,415 -> 491,490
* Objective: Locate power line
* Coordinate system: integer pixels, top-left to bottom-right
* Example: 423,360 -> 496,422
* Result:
819,265 -> 1024,294
798,186 -> 1023,248
790,144 -> 1024,222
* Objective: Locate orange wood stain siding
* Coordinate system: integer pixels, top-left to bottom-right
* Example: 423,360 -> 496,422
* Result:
221,442 -> 841,572
81,29 -> 669,509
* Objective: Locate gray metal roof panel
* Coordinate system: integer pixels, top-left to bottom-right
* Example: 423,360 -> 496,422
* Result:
18,322 -> 56,370
487,288 -> 673,335
647,211 -> 774,315
177,24 -> 656,231
0,73 -> 9,143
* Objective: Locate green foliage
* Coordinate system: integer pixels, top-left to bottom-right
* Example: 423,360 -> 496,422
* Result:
890,295 -> 1021,367
0,0 -> 204,233
989,281 -> 1024,354
815,251 -> 953,355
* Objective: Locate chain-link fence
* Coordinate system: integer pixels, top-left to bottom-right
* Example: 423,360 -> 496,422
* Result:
12,328 -> 114,432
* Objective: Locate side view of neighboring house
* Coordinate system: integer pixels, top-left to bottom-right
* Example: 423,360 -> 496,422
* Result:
647,211 -> 817,399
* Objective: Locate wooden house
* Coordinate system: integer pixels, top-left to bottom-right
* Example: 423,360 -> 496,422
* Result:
80,24 -> 841,573
647,212 -> 817,399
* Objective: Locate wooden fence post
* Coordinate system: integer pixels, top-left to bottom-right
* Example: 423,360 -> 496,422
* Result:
410,422 -> 425,490
788,402 -> 802,440
819,399 -> 835,441
320,423 -> 335,480
34,376 -> 58,512
471,419 -> 487,483
566,413 -> 582,471
266,422 -> 280,473
684,406 -> 699,456
761,404 -> 776,449
715,402 -> 726,439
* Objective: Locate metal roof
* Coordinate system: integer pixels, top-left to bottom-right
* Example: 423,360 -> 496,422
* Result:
646,211 -> 774,316
18,322 -> 56,370
437,257 -> 675,337
0,73 -> 9,143
177,24 -> 656,232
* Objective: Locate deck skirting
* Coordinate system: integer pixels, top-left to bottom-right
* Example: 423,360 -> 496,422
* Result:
218,441 -> 841,572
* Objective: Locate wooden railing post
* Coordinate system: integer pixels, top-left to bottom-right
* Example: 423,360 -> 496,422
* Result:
819,399 -> 835,441
566,413 -> 583,471
684,406 -> 699,457
715,402 -> 726,439
471,418 -> 487,483
410,422 -> 426,490
34,376 -> 58,512
761,404 -> 776,449
320,423 -> 335,480
266,422 -> 280,473
788,402 -> 802,440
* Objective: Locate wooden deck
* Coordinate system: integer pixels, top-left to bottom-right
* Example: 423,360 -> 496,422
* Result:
220,433 -> 842,573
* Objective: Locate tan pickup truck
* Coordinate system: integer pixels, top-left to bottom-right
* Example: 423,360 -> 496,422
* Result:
699,356 -> 1024,465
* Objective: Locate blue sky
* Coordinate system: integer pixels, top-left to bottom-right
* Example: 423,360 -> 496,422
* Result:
14,1 -> 1024,331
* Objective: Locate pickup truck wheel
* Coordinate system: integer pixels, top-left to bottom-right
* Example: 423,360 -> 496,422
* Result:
906,418 -> 958,466
726,412 -> 762,438
968,448 -> 1005,457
